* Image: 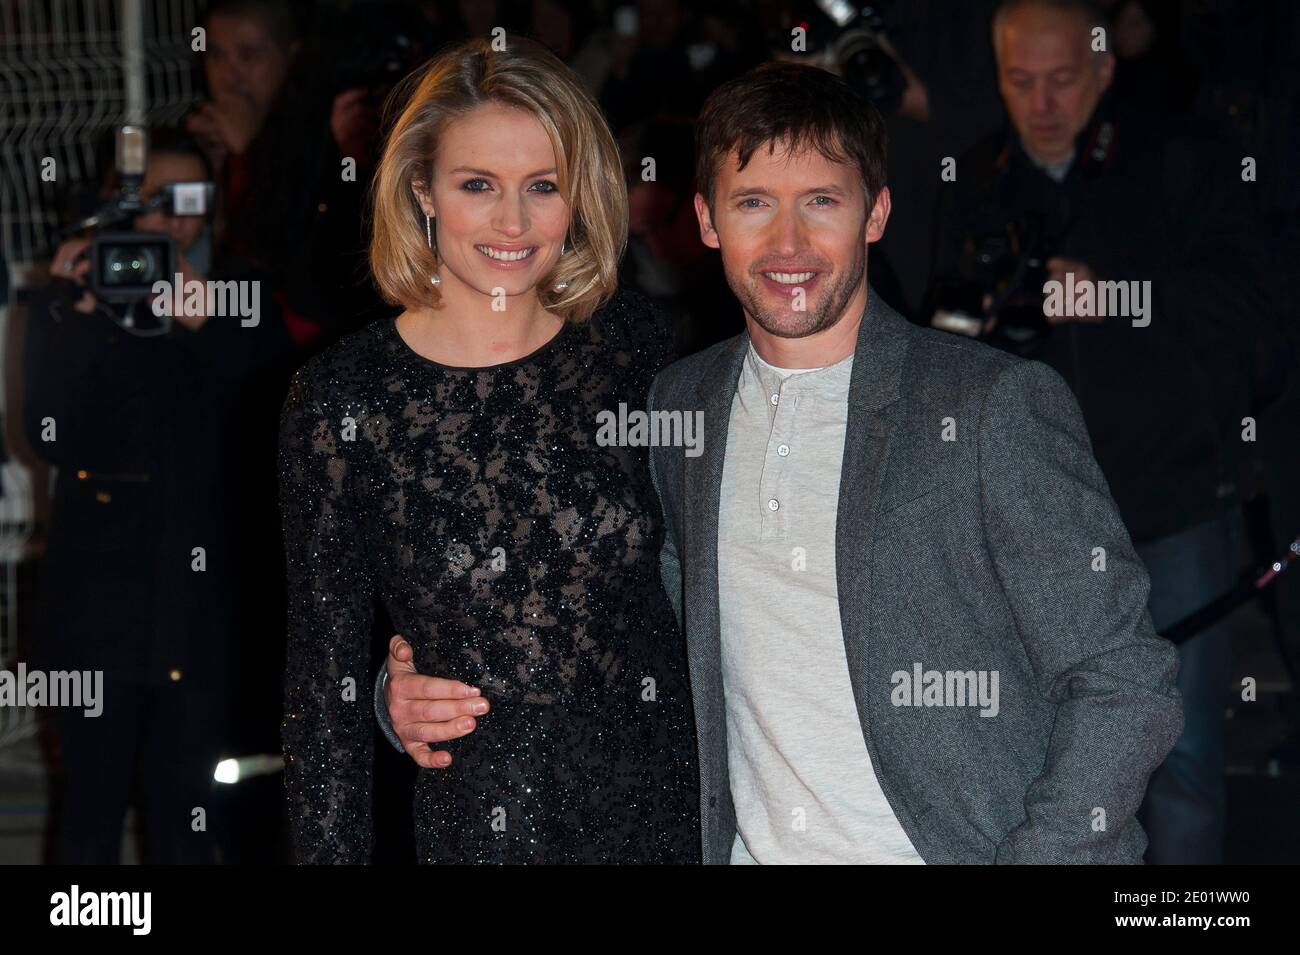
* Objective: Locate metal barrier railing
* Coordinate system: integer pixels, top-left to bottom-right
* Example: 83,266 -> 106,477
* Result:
0,455 -> 38,750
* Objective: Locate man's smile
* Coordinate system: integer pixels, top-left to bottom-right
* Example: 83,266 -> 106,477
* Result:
758,269 -> 823,297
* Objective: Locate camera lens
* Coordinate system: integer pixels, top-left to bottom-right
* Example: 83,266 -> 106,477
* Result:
101,244 -> 159,286
90,233 -> 174,304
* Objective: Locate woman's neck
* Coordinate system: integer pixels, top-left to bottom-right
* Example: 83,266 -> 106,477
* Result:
396,277 -> 563,368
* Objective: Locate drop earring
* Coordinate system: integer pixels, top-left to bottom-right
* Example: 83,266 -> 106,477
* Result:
553,238 -> 569,291
426,214 -> 441,286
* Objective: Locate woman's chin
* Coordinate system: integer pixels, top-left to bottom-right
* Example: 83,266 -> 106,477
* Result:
469,277 -> 540,299
440,267 -> 539,300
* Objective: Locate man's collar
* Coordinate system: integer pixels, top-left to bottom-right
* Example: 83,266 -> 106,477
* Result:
730,287 -> 908,408
1021,143 -> 1077,181
742,338 -> 854,402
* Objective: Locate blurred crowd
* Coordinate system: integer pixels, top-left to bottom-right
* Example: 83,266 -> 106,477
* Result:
16,0 -> 1300,863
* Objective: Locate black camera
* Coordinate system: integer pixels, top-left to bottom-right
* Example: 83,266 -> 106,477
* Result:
930,211 -> 1055,352
766,2 -> 906,113
66,126 -> 214,304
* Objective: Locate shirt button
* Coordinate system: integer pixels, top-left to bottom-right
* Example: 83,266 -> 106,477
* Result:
767,499 -> 779,511
770,393 -> 779,406
168,668 -> 183,682
777,444 -> 790,456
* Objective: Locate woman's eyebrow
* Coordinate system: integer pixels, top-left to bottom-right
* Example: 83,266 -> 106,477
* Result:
449,166 -> 557,178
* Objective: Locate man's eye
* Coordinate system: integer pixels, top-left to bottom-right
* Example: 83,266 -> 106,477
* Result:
530,180 -> 559,193
810,195 -> 836,206
739,198 -> 765,209
462,178 -> 490,192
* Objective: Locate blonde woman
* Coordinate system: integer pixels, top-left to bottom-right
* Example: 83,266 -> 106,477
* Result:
278,37 -> 700,863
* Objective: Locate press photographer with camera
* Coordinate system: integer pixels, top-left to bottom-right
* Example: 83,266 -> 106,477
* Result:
22,127 -> 288,863
187,0 -> 401,352
924,0 -> 1280,864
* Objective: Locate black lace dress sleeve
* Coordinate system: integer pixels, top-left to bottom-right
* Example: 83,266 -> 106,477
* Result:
278,366 -> 378,864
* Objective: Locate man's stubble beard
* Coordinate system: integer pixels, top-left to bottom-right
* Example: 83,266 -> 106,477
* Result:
731,241 -> 868,340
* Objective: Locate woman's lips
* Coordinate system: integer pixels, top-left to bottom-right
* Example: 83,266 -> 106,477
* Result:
474,244 -> 539,269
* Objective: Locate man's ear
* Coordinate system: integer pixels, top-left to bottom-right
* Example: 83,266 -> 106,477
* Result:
865,185 -> 891,244
1097,51 -> 1116,92
694,192 -> 720,250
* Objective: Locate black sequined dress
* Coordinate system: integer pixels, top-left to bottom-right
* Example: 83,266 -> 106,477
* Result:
278,291 -> 701,863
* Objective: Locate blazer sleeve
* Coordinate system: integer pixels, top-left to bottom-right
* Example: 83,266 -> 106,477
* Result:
278,368 -> 377,863
976,358 -> 1183,864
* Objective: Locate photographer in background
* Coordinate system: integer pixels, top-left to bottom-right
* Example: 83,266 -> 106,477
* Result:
183,0 -> 413,780
925,0 -> 1278,863
188,0 -> 396,352
22,128 -> 289,863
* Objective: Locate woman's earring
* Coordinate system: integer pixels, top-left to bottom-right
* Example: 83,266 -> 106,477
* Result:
426,215 -> 441,286
552,238 -> 569,291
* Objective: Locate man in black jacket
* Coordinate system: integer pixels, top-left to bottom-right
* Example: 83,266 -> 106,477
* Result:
927,0 -> 1271,863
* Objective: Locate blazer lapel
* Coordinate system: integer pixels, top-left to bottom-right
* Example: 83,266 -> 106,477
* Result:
683,331 -> 747,858
683,331 -> 748,675
836,290 -> 910,729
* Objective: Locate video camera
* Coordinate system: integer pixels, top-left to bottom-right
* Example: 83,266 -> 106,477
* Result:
64,126 -> 214,304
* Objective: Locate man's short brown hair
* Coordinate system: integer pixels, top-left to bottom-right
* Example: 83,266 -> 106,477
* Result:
694,62 -> 888,214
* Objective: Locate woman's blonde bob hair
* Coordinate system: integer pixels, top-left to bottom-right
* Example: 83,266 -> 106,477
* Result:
369,37 -> 627,323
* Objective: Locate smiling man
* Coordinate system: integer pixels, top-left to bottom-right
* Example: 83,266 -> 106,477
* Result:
379,59 -> 1183,864
643,60 -> 1182,864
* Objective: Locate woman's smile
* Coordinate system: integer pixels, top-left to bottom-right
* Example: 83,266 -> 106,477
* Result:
473,243 -> 539,267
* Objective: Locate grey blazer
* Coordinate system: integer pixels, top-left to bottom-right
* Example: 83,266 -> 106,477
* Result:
645,289 -> 1183,864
